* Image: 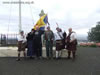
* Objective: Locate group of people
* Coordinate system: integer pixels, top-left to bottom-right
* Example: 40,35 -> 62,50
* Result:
16,26 -> 77,61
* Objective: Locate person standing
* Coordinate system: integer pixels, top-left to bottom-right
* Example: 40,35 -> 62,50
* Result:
44,26 -> 54,59
26,29 -> 35,59
62,31 -> 67,49
34,26 -> 44,59
66,28 -> 77,59
16,31 -> 27,61
54,27 -> 63,59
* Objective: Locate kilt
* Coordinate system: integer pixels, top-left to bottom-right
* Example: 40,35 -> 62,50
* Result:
56,40 -> 63,51
18,41 -> 26,51
66,40 -> 77,51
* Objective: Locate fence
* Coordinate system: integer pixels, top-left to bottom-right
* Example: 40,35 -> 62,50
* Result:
0,33 -> 55,47
0,34 -> 18,46
0,33 -> 86,47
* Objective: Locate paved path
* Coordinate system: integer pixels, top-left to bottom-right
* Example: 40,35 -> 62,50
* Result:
0,47 -> 100,75
0,47 -> 68,57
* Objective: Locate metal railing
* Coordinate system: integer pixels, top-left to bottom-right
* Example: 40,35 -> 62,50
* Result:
0,34 -> 18,46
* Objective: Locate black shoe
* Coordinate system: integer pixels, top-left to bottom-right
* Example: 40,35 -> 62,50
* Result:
58,57 -> 61,59
56,58 -> 58,60
56,57 -> 60,60
67,57 -> 71,59
53,57 -> 56,59
16,58 -> 20,61
30,56 -> 34,59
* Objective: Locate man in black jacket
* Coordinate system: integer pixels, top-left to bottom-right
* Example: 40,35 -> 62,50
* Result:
34,26 -> 44,59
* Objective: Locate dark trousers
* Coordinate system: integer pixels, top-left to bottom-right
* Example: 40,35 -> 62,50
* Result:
27,41 -> 34,57
34,42 -> 42,57
46,41 -> 53,58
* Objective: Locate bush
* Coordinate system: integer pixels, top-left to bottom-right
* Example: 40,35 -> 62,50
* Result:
79,42 -> 99,47
89,44 -> 97,47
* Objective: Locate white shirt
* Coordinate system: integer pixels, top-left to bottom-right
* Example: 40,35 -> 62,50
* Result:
54,32 -> 63,40
17,34 -> 26,43
70,32 -> 77,41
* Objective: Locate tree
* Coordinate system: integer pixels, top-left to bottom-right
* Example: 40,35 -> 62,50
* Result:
88,22 -> 100,42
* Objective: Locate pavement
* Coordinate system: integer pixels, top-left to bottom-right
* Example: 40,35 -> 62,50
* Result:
0,47 -> 68,57
0,47 -> 100,75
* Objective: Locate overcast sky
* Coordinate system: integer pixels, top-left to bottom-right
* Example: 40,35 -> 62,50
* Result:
0,0 -> 100,39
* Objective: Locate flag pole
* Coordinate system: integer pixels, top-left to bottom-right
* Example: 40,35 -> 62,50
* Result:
19,0 -> 22,33
56,22 -> 59,27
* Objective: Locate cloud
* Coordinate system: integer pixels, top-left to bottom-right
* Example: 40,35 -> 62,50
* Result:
0,0 -> 100,39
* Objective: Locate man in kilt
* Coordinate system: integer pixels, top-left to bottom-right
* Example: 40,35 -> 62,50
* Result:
55,27 -> 63,59
16,31 -> 27,61
66,28 -> 77,59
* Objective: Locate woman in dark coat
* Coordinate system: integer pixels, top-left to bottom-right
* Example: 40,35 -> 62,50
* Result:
26,29 -> 35,59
